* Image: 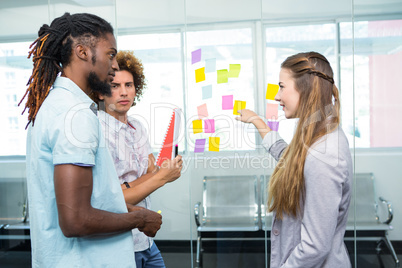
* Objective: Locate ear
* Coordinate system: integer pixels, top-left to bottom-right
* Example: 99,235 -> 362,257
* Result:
98,93 -> 105,101
74,44 -> 90,62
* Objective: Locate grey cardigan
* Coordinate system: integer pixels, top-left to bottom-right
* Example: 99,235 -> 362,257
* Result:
262,127 -> 353,268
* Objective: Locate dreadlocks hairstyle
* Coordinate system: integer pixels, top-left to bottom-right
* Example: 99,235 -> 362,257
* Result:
267,51 -> 340,220
19,12 -> 114,128
116,50 -> 147,106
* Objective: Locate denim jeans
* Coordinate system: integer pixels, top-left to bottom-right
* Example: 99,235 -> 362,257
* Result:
135,243 -> 165,268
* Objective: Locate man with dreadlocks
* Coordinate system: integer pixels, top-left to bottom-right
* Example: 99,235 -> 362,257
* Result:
20,13 -> 162,267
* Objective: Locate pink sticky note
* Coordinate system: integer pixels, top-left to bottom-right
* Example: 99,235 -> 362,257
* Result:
267,121 -> 279,131
197,103 -> 209,119
194,139 -> 206,153
204,119 -> 215,133
266,103 -> 279,120
222,95 -> 233,110
192,49 -> 201,64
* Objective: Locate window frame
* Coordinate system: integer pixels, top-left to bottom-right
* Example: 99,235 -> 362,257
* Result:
1,16 -> 402,159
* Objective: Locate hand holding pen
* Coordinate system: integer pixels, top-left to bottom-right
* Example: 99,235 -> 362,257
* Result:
158,150 -> 183,184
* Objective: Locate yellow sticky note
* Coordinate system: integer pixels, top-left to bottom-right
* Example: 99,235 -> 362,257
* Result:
266,83 -> 279,100
195,67 -> 206,83
217,69 -> 228,84
209,137 -> 220,152
233,100 -> 246,115
192,120 -> 203,134
228,64 -> 241,78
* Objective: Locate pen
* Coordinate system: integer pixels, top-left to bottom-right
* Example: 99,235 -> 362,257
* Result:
175,144 -> 178,157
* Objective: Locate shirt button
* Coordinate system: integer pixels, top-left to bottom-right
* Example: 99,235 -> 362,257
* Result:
273,229 -> 280,236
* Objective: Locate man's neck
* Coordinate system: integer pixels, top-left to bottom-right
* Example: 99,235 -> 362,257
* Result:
105,109 -> 128,124
61,69 -> 91,96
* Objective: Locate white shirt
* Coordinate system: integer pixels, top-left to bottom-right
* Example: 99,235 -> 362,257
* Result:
98,110 -> 153,252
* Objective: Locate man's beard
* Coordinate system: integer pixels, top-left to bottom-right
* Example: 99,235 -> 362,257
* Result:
88,71 -> 112,97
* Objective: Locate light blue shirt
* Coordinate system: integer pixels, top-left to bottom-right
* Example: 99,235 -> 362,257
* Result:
26,77 -> 136,268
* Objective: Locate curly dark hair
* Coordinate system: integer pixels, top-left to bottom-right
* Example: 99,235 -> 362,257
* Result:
116,50 -> 146,106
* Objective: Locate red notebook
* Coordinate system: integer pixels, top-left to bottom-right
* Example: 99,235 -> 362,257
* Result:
156,108 -> 182,166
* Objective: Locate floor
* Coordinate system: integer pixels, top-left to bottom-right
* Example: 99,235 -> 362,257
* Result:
0,241 -> 400,267
0,251 -> 401,267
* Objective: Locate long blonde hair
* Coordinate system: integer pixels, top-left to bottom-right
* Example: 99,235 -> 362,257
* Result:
267,52 -> 340,220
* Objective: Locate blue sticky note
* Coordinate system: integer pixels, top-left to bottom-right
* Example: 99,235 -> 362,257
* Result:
205,58 -> 216,73
202,85 -> 212,99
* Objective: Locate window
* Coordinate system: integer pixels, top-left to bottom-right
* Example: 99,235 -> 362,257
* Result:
118,33 -> 185,153
264,20 -> 402,149
0,42 -> 31,156
2,19 -> 401,157
340,19 -> 402,148
186,26 -> 256,152
264,23 -> 337,144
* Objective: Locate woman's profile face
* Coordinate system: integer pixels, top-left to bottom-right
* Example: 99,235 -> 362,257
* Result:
275,68 -> 300,119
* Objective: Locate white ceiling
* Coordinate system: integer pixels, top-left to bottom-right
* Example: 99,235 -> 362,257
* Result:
0,0 -> 401,41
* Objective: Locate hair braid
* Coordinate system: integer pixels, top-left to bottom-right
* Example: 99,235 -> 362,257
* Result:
307,69 -> 334,84
19,12 -> 113,128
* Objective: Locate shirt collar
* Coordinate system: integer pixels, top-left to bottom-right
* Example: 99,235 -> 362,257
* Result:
53,76 -> 98,115
98,110 -> 128,132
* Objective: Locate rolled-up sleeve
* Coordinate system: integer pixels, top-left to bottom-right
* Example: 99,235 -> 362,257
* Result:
262,131 -> 288,161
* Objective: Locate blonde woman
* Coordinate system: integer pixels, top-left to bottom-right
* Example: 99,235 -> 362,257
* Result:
237,52 -> 352,267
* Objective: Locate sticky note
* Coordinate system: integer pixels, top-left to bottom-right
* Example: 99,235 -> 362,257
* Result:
266,83 -> 279,100
228,64 -> 241,78
197,103 -> 209,119
209,137 -> 220,152
202,85 -> 212,99
205,58 -> 216,73
217,69 -> 228,84
222,95 -> 233,110
192,120 -> 203,134
267,121 -> 279,131
195,67 -> 205,83
192,49 -> 201,64
233,100 -> 246,115
195,139 -> 206,153
204,119 -> 215,133
266,103 -> 279,120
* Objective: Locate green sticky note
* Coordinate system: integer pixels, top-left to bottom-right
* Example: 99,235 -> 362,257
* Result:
228,64 -> 241,78
217,69 -> 228,84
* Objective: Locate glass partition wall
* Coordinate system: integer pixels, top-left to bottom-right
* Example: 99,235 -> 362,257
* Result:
1,0 -> 402,267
